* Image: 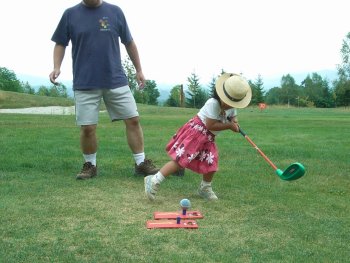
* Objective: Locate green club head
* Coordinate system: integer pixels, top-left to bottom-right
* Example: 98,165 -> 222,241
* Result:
275,162 -> 305,181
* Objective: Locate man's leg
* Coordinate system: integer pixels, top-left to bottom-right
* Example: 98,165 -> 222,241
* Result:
124,116 -> 158,176
76,124 -> 98,180
124,116 -> 144,154
74,88 -> 101,180
80,124 -> 98,154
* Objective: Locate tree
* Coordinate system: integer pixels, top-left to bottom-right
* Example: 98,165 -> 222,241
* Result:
301,73 -> 334,108
280,74 -> 300,106
195,88 -> 209,108
165,85 -> 183,107
333,78 -> 350,107
337,32 -> 350,79
122,56 -> 160,105
22,81 -> 35,94
249,75 -> 265,105
334,32 -> 350,107
122,56 -> 138,93
37,85 -> 50,96
320,83 -> 335,108
133,89 -> 145,104
132,80 -> 160,105
265,87 -> 282,105
186,72 -> 208,108
0,67 -> 23,92
143,80 -> 160,105
49,83 -> 68,98
208,76 -> 216,98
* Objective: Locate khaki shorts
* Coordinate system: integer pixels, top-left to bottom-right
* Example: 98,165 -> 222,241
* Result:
74,85 -> 139,125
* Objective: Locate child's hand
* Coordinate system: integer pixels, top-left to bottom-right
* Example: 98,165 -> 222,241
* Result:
231,122 -> 239,133
227,116 -> 239,132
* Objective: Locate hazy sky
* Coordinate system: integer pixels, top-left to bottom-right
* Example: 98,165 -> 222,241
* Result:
0,0 -> 349,86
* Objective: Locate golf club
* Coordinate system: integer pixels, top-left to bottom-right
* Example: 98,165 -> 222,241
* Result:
239,128 -> 305,181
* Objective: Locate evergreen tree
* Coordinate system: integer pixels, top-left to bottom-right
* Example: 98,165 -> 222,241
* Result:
249,75 -> 265,105
143,80 -> 160,105
186,72 -> 208,108
208,76 -> 216,98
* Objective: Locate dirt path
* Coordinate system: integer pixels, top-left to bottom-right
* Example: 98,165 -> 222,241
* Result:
0,106 -> 75,115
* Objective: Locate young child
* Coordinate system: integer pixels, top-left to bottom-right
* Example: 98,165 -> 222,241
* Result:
144,73 -> 252,201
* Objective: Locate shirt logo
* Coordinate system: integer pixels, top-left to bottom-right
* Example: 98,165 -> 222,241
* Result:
99,17 -> 110,31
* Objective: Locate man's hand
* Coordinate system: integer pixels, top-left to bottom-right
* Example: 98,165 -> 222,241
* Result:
136,71 -> 146,90
49,69 -> 61,85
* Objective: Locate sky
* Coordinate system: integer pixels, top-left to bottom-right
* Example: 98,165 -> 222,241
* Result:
0,0 -> 349,88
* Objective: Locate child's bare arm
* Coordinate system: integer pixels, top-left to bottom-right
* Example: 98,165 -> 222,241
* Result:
206,117 -> 239,133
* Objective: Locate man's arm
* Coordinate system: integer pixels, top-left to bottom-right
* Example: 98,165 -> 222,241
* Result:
49,43 -> 66,85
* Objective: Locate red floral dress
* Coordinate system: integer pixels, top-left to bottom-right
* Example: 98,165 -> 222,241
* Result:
166,116 -> 218,174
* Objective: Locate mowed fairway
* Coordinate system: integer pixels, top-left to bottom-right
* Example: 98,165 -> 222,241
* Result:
0,105 -> 349,262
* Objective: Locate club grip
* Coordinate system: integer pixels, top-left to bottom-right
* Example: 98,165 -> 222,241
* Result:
239,128 -> 247,137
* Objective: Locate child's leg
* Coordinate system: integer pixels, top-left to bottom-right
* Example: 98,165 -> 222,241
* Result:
202,172 -> 214,183
152,160 -> 181,184
198,172 -> 218,201
144,160 -> 181,201
160,161 -> 182,177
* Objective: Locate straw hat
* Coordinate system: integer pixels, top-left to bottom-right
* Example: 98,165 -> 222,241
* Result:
215,73 -> 252,108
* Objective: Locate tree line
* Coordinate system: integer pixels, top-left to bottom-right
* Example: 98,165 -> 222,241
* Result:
0,67 -> 68,98
1,32 -> 350,108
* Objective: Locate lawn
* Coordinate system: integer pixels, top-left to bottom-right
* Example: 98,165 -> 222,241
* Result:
0,90 -> 74,109
0,105 -> 349,262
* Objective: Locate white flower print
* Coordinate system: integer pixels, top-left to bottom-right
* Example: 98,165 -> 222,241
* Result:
176,146 -> 185,158
206,152 -> 215,165
172,142 -> 179,149
187,152 -> 199,162
199,151 -> 207,162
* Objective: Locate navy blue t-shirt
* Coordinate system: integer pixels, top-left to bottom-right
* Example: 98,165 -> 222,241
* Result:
51,2 -> 133,90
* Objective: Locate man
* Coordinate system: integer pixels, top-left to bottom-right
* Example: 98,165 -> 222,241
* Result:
49,0 -> 158,179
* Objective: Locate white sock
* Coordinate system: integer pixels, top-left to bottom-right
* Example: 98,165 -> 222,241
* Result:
83,153 -> 97,166
133,152 -> 145,165
153,171 -> 165,184
201,180 -> 211,188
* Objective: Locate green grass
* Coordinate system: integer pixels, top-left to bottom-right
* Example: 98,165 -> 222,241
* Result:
0,90 -> 74,108
0,104 -> 349,262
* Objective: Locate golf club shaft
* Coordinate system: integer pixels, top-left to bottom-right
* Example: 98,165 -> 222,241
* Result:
239,128 -> 278,171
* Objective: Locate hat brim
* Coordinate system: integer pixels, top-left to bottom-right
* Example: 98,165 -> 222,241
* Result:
215,73 -> 252,108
